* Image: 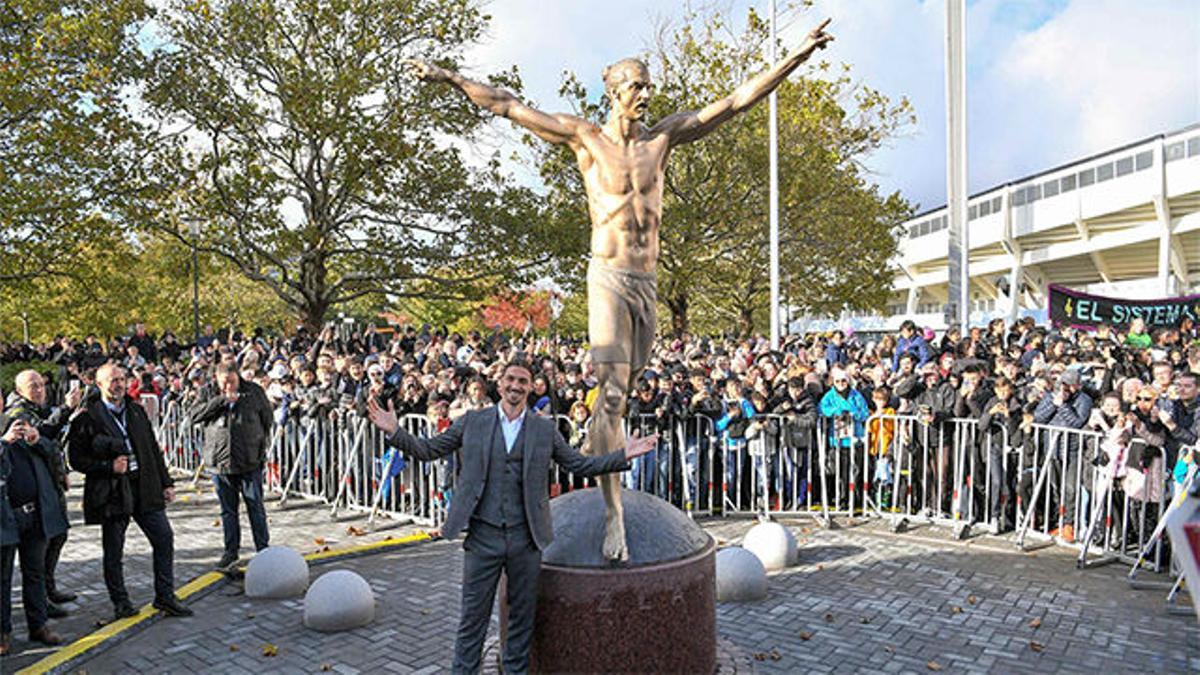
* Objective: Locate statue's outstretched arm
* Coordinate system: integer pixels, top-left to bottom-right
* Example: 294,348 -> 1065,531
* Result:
652,18 -> 833,146
405,60 -> 587,146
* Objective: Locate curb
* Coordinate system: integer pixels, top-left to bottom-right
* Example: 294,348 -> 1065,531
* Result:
17,531 -> 434,675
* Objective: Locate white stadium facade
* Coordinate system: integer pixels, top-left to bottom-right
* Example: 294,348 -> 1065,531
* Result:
799,123 -> 1200,333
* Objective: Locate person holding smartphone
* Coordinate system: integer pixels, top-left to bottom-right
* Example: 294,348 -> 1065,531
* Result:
7,370 -> 83,618
1,416 -> 69,654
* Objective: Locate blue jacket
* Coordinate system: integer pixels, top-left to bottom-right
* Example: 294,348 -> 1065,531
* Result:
893,335 -> 933,370
1,437 -> 70,546
819,388 -> 869,447
716,399 -> 756,449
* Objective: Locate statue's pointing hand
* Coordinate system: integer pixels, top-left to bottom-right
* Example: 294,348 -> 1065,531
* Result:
402,58 -> 451,83
804,18 -> 835,52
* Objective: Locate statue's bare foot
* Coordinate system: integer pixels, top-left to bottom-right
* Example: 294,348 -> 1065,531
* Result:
602,510 -> 628,562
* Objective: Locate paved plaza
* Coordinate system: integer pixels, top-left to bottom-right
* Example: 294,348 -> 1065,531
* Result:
5,477 -> 1198,674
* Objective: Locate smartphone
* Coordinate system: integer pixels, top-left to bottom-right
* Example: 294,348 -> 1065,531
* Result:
69,379 -> 81,393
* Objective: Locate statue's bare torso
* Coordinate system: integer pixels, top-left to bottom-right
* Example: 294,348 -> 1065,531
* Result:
575,126 -> 668,273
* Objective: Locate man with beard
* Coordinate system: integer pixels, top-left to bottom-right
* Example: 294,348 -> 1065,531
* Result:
367,359 -> 655,673
68,364 -> 191,620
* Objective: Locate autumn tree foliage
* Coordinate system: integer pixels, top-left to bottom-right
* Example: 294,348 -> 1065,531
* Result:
479,291 -> 554,334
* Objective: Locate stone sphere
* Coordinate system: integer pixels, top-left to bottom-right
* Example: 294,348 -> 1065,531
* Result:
244,546 -> 309,599
715,547 -> 767,602
304,570 -> 376,632
742,521 -> 798,572
543,488 -> 711,568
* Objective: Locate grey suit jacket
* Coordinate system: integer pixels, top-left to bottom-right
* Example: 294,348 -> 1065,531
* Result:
385,406 -> 629,550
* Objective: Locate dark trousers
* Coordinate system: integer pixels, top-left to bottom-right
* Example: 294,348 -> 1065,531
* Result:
1,514 -> 48,635
453,521 -> 541,675
102,508 -> 175,605
212,470 -> 270,555
44,531 -> 67,595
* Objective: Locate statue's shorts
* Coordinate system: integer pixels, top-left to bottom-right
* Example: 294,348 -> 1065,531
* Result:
587,258 -> 657,372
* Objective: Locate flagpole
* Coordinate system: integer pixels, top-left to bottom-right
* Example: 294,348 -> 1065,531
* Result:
769,0 -> 781,348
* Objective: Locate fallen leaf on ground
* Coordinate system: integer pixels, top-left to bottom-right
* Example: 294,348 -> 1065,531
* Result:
824,612 -> 834,622
246,612 -> 256,619
799,631 -> 813,641
927,661 -> 943,671
346,526 -> 366,536
884,646 -> 895,654
967,595 -> 978,605
313,537 -> 326,546
320,665 -> 332,672
212,519 -> 221,527
262,644 -> 278,657
229,645 -> 239,652
950,605 -> 963,615
816,564 -> 825,571
752,652 -> 767,662
859,617 -> 871,624
1030,641 -> 1045,652
1028,617 -> 1042,629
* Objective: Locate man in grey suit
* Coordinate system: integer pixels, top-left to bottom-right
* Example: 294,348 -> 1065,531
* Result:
367,358 -> 655,674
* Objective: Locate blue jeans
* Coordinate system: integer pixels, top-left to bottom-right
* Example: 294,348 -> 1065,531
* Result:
213,470 -> 270,555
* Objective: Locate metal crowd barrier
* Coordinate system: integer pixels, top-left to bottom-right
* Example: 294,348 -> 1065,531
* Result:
151,399 -> 1180,571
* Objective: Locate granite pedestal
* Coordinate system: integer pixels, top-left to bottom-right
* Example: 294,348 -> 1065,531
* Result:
504,488 -> 716,673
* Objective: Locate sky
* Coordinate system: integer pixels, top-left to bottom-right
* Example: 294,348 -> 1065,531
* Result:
458,0 -> 1199,213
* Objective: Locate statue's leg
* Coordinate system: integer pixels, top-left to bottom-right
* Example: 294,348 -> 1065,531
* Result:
585,261 -> 655,563
588,360 -> 632,562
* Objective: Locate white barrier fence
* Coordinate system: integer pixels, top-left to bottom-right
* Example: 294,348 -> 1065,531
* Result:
152,402 -> 1181,573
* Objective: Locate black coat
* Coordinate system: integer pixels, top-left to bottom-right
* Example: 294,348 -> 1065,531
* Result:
6,395 -> 71,499
68,397 -> 174,525
189,379 -> 273,474
1,437 -> 70,546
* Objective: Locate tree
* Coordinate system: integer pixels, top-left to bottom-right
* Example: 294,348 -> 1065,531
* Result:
0,0 -> 152,282
0,227 -> 290,342
537,6 -> 914,336
479,290 -> 552,334
138,0 -> 571,332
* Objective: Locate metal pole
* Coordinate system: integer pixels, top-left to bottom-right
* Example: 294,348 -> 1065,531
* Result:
945,0 -> 969,329
768,0 -> 781,349
192,233 -> 201,345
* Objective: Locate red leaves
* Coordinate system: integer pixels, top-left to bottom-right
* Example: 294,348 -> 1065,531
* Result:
479,291 -> 555,333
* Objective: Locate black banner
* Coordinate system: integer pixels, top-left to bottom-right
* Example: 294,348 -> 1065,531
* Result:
1048,284 -> 1200,328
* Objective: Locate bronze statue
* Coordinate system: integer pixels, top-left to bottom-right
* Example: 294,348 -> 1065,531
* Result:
405,17 -> 833,561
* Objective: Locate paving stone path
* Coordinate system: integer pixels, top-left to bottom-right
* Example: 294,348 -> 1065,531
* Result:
34,512 -> 1197,674
4,473 -> 424,672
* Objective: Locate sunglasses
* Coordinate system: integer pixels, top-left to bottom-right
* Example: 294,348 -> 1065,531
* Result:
1137,396 -> 1157,402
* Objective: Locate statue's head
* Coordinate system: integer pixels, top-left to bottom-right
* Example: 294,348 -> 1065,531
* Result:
602,58 -> 653,121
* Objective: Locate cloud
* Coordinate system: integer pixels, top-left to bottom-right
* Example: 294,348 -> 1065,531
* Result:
460,0 -> 1198,212
988,0 -> 1198,173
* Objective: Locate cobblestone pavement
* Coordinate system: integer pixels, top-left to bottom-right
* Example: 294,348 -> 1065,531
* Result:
52,513 -> 1198,674
4,472 -> 425,672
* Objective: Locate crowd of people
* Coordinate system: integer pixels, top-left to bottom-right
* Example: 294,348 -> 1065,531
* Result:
1,313 -> 1195,653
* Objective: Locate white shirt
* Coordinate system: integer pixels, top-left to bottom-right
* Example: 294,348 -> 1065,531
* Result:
497,405 -> 526,453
